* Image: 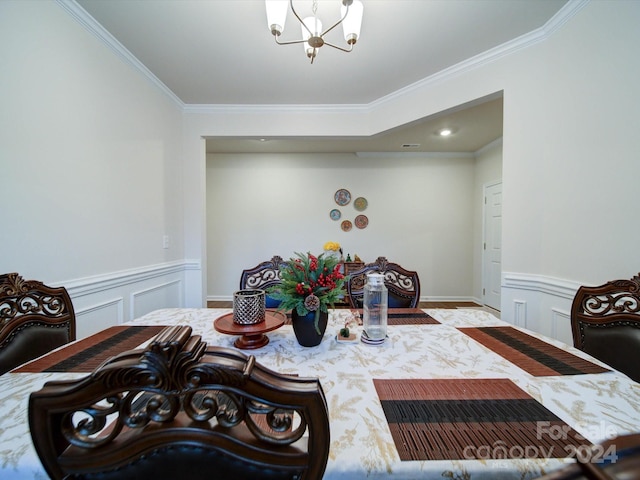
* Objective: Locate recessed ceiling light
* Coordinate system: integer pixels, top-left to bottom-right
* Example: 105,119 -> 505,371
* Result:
438,128 -> 453,137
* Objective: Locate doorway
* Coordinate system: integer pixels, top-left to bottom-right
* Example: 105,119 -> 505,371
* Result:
483,181 -> 502,311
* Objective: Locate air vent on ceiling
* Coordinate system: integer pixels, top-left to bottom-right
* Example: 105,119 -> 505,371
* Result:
402,143 -> 420,148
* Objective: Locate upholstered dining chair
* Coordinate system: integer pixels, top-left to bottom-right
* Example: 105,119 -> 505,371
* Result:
29,325 -> 330,480
570,273 -> 640,383
240,255 -> 288,308
346,256 -> 421,309
0,272 -> 76,375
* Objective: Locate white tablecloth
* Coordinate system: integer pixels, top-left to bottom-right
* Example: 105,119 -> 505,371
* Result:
1,308 -> 639,479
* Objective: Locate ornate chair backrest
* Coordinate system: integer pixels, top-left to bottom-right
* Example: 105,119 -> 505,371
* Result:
570,273 -> 640,382
0,272 -> 76,375
29,325 -> 330,480
346,257 -> 421,309
240,255 -> 288,308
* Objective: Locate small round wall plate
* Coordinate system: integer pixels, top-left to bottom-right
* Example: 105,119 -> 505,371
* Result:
355,214 -> 368,229
354,197 -> 368,211
341,220 -> 352,232
330,208 -> 341,221
334,189 -> 351,206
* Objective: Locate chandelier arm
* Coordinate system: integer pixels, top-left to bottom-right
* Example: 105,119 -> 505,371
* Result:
322,41 -> 354,53
289,0 -> 314,38
274,36 -> 307,46
319,3 -> 349,38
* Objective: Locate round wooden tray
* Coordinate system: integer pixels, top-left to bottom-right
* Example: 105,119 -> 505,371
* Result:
213,310 -> 286,349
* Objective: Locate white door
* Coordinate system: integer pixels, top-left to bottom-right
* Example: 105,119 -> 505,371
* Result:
483,182 -> 502,311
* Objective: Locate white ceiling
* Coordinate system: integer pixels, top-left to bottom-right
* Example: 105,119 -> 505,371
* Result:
75,0 -> 570,153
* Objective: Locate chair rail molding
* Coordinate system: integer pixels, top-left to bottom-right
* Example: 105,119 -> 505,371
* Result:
57,261 -> 199,298
502,272 -> 582,300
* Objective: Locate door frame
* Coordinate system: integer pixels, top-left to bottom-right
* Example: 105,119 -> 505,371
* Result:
482,180 -> 502,311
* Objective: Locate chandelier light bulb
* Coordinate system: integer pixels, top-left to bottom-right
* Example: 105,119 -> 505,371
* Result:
265,0 -> 288,36
341,0 -> 363,44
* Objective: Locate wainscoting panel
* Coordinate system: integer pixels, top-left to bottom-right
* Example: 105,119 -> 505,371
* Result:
131,280 -> 182,319
512,300 -> 527,328
550,308 -> 572,346
502,272 -> 580,342
57,261 -> 200,340
74,298 -> 124,339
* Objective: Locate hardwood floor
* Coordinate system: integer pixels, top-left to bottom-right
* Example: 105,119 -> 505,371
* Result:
207,301 -> 483,309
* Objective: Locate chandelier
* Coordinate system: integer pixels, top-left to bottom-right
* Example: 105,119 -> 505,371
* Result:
265,0 -> 364,64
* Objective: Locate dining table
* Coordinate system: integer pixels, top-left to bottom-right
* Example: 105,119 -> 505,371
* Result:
2,307 -> 640,479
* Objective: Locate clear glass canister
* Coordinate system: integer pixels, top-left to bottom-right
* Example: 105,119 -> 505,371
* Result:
363,273 -> 388,341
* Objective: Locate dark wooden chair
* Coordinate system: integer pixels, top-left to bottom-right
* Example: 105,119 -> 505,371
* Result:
29,325 -> 330,480
535,433 -> 640,479
0,272 -> 76,375
570,273 -> 640,383
346,256 -> 421,309
240,255 -> 288,308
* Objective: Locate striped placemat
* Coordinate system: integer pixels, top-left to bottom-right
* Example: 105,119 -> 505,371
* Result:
374,378 -> 587,461
350,308 -> 439,325
459,326 -> 609,376
14,325 -> 166,373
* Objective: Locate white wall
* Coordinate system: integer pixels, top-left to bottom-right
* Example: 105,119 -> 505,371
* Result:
500,1 -> 640,283
185,1 -> 640,341
0,1 -> 188,337
206,152 -> 479,302
500,1 -> 640,343
3,1 -> 639,342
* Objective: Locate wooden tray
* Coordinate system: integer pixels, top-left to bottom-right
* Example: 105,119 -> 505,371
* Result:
214,310 -> 286,349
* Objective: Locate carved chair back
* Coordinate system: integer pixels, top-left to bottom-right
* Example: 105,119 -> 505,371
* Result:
346,257 -> 421,309
29,325 -> 330,480
570,273 -> 640,382
0,272 -> 75,375
240,255 -> 288,308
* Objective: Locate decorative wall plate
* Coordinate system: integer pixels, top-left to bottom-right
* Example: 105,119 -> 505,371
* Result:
341,220 -> 353,232
330,209 -> 341,221
334,189 -> 351,206
355,214 -> 368,229
354,197 -> 368,211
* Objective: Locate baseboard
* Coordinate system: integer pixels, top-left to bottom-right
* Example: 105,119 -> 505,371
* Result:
208,295 -> 483,304
421,296 -> 483,304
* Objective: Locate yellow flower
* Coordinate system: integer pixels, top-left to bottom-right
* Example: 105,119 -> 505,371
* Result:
323,241 -> 340,251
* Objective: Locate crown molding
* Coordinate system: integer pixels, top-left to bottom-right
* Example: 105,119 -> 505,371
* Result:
56,0 -> 184,108
475,137 -> 503,156
183,103 -> 370,115
62,0 -> 588,115
370,1 -> 589,111
355,151 -> 475,159
356,136 -> 503,159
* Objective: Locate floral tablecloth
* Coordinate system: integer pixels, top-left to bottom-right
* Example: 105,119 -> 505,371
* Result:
2,308 -> 640,479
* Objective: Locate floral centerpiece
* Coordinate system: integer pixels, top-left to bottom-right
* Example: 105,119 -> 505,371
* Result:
268,252 -> 347,335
